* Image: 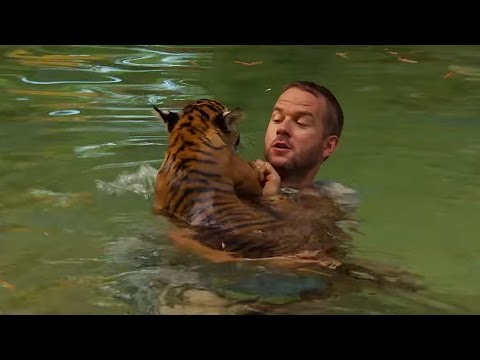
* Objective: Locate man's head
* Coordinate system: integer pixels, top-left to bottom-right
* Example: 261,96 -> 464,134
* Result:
264,81 -> 344,187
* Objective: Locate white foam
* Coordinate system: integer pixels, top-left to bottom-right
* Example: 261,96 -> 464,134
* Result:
96,165 -> 158,199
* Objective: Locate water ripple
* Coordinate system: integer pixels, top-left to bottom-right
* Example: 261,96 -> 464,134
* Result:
87,159 -> 161,172
20,74 -> 122,85
74,138 -> 166,158
49,110 -> 80,116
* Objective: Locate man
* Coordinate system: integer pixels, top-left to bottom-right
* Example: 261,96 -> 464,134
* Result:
254,80 -> 345,197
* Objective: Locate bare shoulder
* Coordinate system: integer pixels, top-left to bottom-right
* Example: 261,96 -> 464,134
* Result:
313,180 -> 359,212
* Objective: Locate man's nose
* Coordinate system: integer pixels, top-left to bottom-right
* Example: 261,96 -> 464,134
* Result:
276,119 -> 291,135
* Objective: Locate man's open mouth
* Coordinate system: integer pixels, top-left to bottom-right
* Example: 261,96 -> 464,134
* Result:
273,141 -> 291,149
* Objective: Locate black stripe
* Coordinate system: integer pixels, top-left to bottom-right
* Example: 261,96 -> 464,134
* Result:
167,172 -> 230,194
187,148 -> 217,158
175,158 -> 219,173
198,216 -> 275,237
168,134 -> 189,161
203,103 -> 220,113
227,217 -> 276,232
196,108 -> 210,121
213,200 -> 238,207
169,187 -> 209,215
168,173 -> 228,191
208,99 -> 225,109
213,202 -> 243,215
183,110 -> 208,125
175,140 -> 198,155
176,122 -> 198,132
183,177 -> 231,189
176,121 -> 208,134
195,218 -> 277,245
219,212 -> 259,223
185,169 -> 224,179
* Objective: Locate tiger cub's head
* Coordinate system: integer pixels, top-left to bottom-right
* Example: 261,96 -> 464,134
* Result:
153,99 -> 245,151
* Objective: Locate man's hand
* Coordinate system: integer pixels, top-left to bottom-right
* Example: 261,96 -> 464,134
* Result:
250,159 -> 281,196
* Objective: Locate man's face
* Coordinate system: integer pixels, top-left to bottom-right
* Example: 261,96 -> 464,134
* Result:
264,87 -> 337,172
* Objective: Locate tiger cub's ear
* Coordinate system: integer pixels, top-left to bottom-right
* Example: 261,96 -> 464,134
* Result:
219,108 -> 245,133
153,105 -> 180,132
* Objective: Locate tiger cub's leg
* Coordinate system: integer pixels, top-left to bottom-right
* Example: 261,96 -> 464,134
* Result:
168,227 -> 237,263
228,156 -> 282,198
228,156 -> 264,197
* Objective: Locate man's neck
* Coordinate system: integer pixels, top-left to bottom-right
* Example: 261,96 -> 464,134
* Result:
278,170 -> 315,190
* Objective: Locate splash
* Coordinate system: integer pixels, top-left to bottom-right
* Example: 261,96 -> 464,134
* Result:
96,165 -> 158,199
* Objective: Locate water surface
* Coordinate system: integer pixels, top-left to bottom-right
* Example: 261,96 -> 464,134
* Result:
1,45 -> 479,314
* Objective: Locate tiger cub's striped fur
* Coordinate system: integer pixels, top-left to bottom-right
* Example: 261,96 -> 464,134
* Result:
154,99 -> 264,225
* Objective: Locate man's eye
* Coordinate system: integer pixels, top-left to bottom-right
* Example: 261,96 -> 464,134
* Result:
297,117 -> 312,127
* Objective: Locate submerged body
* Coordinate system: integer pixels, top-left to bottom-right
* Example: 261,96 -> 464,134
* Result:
152,99 -> 422,290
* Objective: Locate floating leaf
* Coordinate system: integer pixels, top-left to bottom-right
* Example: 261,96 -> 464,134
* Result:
0,279 -> 16,291
336,52 -> 349,59
444,71 -> 456,79
398,57 -> 418,64
233,60 -> 262,66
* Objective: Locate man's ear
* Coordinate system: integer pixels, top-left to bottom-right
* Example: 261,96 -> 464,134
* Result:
153,105 -> 180,132
322,135 -> 339,161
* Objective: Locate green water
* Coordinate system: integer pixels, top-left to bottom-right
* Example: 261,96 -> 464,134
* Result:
1,45 -> 479,314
